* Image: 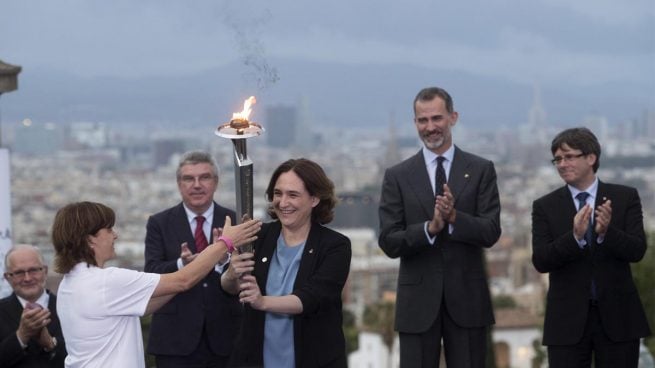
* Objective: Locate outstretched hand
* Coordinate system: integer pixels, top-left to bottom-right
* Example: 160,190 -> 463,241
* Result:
219,216 -> 262,249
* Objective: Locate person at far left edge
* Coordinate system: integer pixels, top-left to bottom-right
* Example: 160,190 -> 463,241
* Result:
0,244 -> 66,368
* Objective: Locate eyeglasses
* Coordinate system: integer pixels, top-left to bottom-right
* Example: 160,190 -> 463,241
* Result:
4,267 -> 45,280
179,174 -> 216,185
551,153 -> 586,166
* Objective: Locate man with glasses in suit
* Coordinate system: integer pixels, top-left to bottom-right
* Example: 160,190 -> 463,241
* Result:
0,244 -> 66,367
532,127 -> 651,367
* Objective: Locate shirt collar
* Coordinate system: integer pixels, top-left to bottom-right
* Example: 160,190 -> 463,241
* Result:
422,145 -> 455,166
182,203 -> 214,224
16,290 -> 49,310
568,177 -> 599,201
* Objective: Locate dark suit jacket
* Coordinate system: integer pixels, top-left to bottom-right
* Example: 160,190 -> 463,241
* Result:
0,292 -> 66,368
145,202 -> 242,356
230,221 -> 352,368
378,147 -> 501,333
532,181 -> 651,345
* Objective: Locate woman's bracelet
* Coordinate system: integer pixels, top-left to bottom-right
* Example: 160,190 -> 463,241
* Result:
218,235 -> 235,253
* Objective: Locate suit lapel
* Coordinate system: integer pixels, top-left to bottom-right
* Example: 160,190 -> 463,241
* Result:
448,147 -> 471,205
558,186 -> 578,221
295,223 -> 321,289
405,151 -> 435,218
173,203 -> 196,252
6,294 -> 22,325
595,181 -> 608,209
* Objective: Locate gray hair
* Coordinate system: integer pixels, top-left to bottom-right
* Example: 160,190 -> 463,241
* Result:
5,244 -> 45,270
176,151 -> 220,180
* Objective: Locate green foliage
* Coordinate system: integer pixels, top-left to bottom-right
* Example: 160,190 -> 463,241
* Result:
632,231 -> 655,358
486,327 -> 497,368
531,338 -> 546,368
343,309 -> 359,355
363,301 -> 396,351
140,315 -> 156,368
492,294 -> 517,309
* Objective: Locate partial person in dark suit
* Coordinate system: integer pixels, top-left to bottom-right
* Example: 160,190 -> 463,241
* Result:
145,151 -> 241,368
378,86 -> 501,368
222,158 -> 352,368
0,244 -> 66,368
532,127 -> 651,367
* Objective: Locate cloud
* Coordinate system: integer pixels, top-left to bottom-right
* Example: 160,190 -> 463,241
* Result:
540,0 -> 655,26
265,26 -> 652,87
0,0 -> 652,91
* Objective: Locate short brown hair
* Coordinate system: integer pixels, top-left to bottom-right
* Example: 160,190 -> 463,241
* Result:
265,159 -> 337,224
52,201 -> 115,274
414,87 -> 455,115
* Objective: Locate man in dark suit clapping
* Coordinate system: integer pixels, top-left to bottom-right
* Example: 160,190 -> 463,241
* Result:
0,245 -> 66,368
145,151 -> 240,368
378,86 -> 501,367
532,127 -> 651,367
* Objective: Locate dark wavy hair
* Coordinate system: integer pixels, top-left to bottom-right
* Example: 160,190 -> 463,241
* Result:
550,127 -> 601,173
52,201 -> 115,274
265,158 -> 337,224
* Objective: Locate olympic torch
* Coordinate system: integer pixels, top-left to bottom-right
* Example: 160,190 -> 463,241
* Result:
215,96 -> 264,253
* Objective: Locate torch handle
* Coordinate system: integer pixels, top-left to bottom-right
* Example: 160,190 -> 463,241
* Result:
232,140 -> 254,254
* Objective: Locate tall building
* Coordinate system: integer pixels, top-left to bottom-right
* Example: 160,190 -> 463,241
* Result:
333,192 -> 380,233
152,138 -> 187,167
295,96 -> 315,151
265,105 -> 298,148
519,83 -> 549,146
383,112 -> 401,169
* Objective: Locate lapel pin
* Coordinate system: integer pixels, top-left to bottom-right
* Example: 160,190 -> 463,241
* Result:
309,249 -> 314,254
262,257 -> 268,263
464,174 -> 469,178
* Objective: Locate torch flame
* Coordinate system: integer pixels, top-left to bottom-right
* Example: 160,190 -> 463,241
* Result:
232,96 -> 257,121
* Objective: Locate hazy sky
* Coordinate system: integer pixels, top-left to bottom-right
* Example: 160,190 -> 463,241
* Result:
0,0 -> 654,131
2,0 -> 653,85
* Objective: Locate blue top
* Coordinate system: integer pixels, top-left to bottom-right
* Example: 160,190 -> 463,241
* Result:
263,235 -> 305,368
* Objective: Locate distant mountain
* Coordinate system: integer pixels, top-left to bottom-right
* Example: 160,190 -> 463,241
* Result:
1,59 -> 652,130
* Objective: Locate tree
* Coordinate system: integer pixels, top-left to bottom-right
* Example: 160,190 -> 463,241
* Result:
492,294 -> 517,309
632,231 -> 655,357
363,301 -> 396,359
343,309 -> 359,355
140,315 -> 156,368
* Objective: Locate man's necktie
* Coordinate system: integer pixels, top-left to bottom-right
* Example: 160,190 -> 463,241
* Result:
435,156 -> 446,197
194,215 -> 209,253
575,191 -> 597,300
